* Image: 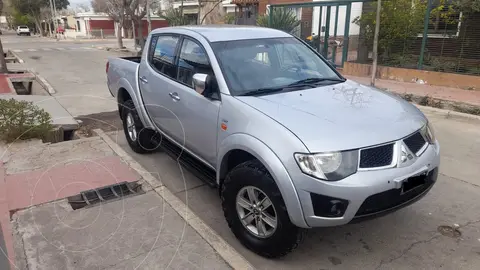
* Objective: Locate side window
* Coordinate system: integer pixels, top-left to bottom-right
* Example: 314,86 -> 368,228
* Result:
177,38 -> 212,87
150,35 -> 179,79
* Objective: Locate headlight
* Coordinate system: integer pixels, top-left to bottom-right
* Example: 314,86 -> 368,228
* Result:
422,122 -> 436,144
294,150 -> 358,181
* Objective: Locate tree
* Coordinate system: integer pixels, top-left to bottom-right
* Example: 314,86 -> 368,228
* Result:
158,8 -> 189,26
92,0 -> 130,48
257,8 -> 301,34
127,0 -> 147,50
11,0 -> 70,36
199,0 -> 225,24
0,0 -> 7,73
353,0 -> 427,60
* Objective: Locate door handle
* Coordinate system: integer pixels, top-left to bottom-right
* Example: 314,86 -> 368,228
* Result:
139,76 -> 148,84
169,92 -> 180,101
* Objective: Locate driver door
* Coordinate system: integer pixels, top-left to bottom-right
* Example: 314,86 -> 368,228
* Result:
166,37 -> 221,166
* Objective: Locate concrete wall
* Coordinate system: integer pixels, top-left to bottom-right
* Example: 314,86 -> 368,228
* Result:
343,62 -> 480,90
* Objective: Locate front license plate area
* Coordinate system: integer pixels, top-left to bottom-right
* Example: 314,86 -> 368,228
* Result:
402,172 -> 427,194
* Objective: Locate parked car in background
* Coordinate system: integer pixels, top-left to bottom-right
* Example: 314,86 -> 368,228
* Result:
56,26 -> 65,34
106,25 -> 440,258
16,26 -> 30,36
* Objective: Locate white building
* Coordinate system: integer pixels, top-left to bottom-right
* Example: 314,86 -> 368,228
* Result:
172,0 -> 236,23
311,1 -> 363,37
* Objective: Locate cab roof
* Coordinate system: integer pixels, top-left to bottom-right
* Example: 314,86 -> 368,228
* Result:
152,25 -> 292,42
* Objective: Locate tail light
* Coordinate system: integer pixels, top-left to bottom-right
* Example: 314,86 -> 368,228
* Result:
106,61 -> 109,73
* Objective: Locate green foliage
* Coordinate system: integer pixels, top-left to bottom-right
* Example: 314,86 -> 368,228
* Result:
11,9 -> 33,26
11,0 -> 69,21
257,8 -> 301,34
382,54 -> 418,68
159,8 -> 189,26
224,13 -> 235,24
0,99 -> 53,143
453,0 -> 480,13
353,0 -> 427,58
427,57 -> 457,72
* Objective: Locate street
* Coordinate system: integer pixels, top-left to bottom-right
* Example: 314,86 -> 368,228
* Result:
3,32 -> 133,117
4,31 -> 480,269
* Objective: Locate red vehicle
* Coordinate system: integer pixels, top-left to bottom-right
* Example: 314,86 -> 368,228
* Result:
56,26 -> 65,34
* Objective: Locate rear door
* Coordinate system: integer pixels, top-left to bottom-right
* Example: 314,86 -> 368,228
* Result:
138,34 -> 183,139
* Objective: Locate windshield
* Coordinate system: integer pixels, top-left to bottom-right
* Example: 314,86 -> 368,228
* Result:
19,26 -> 28,29
210,37 -> 342,96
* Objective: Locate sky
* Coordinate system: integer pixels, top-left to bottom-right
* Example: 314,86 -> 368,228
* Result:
69,0 -> 91,8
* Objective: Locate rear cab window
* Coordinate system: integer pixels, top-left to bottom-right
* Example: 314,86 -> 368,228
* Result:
148,35 -> 180,79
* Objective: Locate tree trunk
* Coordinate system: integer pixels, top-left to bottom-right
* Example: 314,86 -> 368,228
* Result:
34,18 -> 44,36
370,0 -> 381,87
0,39 -> 8,73
47,21 -> 51,36
137,19 -> 144,49
116,22 -> 124,48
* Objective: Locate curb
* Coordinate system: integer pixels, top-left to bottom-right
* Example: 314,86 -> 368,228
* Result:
94,129 -> 255,270
415,104 -> 480,123
31,70 -> 56,95
9,50 -> 24,63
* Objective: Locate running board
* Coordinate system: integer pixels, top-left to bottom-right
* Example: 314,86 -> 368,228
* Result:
152,135 -> 217,188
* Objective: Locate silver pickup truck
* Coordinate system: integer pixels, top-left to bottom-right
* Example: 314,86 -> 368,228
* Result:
106,25 -> 440,258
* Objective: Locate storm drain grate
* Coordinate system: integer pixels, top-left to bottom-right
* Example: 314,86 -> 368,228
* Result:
67,182 -> 143,210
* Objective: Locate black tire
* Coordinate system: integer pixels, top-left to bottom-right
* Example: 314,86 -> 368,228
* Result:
221,160 -> 305,258
121,99 -> 160,154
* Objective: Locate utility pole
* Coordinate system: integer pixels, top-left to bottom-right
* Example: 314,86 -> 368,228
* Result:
147,0 -> 152,33
370,0 -> 381,87
50,0 -> 59,40
49,0 -> 55,38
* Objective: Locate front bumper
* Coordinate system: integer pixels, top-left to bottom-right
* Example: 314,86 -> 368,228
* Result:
293,142 -> 440,227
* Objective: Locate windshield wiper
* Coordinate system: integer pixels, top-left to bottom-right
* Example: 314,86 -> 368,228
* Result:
240,87 -> 285,96
288,77 -> 346,86
240,77 -> 346,96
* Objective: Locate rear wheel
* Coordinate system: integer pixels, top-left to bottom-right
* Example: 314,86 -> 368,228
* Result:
121,99 -> 160,153
221,160 -> 305,258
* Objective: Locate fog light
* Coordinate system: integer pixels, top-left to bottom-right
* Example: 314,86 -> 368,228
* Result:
310,193 -> 349,217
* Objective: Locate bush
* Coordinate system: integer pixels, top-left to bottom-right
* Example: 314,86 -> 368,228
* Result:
0,98 -> 53,142
257,8 -> 301,34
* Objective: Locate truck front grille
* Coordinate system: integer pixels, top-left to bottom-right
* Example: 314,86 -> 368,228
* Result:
403,131 -> 427,154
359,143 -> 394,169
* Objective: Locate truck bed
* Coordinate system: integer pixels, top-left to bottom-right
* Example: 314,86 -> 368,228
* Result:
121,56 -> 141,63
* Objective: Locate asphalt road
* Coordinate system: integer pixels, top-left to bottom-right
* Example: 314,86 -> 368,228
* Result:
3,32 -> 132,117
6,31 -> 480,269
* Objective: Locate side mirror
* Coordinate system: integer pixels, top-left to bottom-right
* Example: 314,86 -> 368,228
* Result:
193,73 -> 219,100
192,73 -> 208,94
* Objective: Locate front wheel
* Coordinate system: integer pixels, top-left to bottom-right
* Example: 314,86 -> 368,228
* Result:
221,160 -> 305,258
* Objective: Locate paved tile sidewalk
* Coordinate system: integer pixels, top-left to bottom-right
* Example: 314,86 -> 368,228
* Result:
0,136 -> 245,270
346,75 -> 480,106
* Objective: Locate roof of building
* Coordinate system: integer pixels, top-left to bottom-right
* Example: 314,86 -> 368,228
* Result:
153,25 -> 292,42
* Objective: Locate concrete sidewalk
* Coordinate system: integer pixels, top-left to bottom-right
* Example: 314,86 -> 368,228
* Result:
0,133 -> 251,269
346,75 -> 480,106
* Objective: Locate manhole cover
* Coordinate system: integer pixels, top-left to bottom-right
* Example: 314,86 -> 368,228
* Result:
437,225 -> 461,238
29,55 -> 41,60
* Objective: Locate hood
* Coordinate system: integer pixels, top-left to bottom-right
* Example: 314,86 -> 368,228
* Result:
235,80 -> 426,152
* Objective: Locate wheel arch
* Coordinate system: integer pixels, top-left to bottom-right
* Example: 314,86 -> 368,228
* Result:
217,133 -> 308,228
115,77 -> 154,129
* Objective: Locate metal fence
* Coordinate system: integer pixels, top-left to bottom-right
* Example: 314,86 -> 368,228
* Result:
86,29 -> 117,39
266,0 -> 480,76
